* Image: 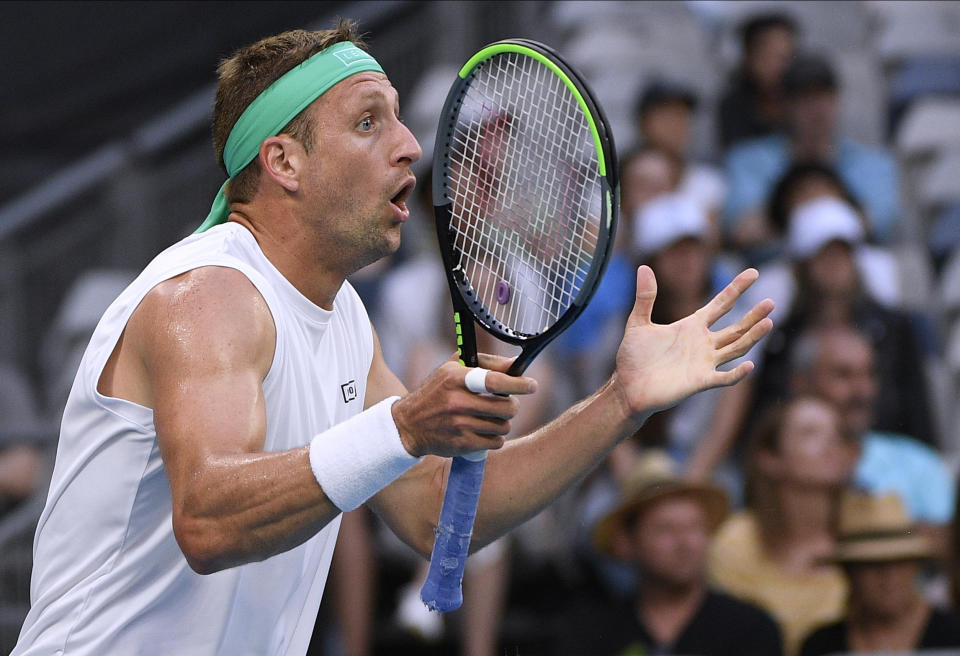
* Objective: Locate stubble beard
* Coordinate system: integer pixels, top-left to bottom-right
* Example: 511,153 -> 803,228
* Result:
338,210 -> 403,277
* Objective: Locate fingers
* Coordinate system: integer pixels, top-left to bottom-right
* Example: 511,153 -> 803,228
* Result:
713,298 -> 775,349
715,316 -> 773,365
710,360 -> 755,388
476,352 -> 515,373
474,368 -> 538,395
628,265 -> 658,327
697,268 -> 759,328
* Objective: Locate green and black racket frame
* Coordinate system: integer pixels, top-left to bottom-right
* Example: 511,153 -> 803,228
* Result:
421,38 -> 619,612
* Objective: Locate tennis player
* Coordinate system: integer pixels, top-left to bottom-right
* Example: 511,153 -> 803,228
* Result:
13,22 -> 772,655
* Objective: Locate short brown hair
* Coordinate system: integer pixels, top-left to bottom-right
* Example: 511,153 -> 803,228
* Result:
212,20 -> 366,204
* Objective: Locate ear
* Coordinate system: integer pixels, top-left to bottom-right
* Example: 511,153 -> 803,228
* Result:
258,135 -> 305,193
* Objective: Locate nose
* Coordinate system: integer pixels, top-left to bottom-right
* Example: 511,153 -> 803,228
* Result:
394,119 -> 422,166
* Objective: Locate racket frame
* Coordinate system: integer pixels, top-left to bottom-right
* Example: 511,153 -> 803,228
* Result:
432,38 -> 620,376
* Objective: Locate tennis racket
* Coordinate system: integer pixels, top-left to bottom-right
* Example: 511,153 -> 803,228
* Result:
420,39 -> 619,612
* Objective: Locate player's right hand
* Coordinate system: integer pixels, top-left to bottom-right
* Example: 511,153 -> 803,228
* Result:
391,356 -> 537,459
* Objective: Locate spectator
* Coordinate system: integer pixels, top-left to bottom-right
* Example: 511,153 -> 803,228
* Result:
724,54 -> 902,254
708,396 -> 858,656
789,325 -> 954,551
620,145 -> 682,223
800,494 -> 960,655
556,451 -> 782,656
718,13 -> 798,150
633,82 -> 727,237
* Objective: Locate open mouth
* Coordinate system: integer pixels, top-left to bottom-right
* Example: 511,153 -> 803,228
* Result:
390,180 -> 415,210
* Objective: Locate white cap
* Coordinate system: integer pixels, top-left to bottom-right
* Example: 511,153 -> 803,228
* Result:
787,196 -> 864,259
632,193 -> 708,258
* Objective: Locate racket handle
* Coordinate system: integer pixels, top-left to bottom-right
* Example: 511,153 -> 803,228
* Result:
420,451 -> 487,612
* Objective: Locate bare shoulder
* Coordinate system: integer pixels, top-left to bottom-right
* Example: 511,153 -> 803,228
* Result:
131,266 -> 276,378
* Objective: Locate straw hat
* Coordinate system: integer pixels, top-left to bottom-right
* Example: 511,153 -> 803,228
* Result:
592,450 -> 728,558
833,493 -> 935,563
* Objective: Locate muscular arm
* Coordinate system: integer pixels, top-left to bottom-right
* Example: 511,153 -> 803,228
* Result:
119,267 -> 342,574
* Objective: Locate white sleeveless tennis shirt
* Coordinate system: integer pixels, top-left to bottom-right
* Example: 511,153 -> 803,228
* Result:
14,222 -> 374,655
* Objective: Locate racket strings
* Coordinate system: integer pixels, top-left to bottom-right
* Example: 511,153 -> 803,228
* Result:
444,52 -> 602,336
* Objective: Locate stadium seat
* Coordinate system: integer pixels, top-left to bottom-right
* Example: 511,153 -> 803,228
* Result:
929,202 -> 960,266
835,51 -> 887,147
938,248 -> 960,321
895,98 -> 960,159
871,0 -> 960,63
891,244 -> 935,312
890,56 -> 960,112
917,148 -> 960,211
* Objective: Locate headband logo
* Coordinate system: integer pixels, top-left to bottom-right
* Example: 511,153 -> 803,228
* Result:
333,48 -> 373,66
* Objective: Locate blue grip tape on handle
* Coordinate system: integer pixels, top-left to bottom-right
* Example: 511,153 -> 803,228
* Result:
420,454 -> 487,612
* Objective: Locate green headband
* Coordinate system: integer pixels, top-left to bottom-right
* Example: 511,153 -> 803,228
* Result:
196,41 -> 385,233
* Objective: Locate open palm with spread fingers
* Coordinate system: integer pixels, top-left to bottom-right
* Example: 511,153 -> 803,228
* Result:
614,265 -> 774,416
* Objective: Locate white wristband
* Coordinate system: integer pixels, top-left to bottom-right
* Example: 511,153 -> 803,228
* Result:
308,396 -> 422,511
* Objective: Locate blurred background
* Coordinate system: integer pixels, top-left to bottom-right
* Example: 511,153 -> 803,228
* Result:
2,1 -> 960,655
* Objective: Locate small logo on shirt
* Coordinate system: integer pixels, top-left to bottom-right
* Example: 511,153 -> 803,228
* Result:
341,380 -> 358,403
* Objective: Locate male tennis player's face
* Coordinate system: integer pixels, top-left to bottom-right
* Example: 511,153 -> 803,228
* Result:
301,71 -> 421,272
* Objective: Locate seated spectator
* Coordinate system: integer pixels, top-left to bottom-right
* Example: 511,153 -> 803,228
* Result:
765,163 -> 901,307
800,494 -> 960,655
789,325 -> 954,550
708,396 -> 858,656
633,82 -> 726,237
718,12 -> 798,150
556,451 -> 782,656
725,54 -> 902,255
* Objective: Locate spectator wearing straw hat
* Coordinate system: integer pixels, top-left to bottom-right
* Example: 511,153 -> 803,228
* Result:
556,451 -> 782,656
799,494 -> 960,655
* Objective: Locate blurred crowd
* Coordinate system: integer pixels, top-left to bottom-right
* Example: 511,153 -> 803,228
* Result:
2,2 -> 960,655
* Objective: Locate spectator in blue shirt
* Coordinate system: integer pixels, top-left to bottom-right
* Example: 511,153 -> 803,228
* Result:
724,54 -> 902,259
790,324 -> 954,555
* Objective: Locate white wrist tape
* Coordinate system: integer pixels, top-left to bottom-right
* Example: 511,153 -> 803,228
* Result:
308,396 -> 422,511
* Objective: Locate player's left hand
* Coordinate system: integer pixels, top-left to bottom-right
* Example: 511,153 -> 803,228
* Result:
612,266 -> 773,418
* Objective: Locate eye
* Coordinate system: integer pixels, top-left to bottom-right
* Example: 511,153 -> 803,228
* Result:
358,116 -> 373,132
